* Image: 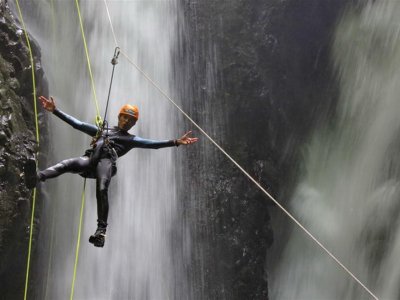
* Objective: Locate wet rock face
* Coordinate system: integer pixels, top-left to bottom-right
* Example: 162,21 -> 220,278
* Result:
177,0 -> 349,299
0,3 -> 48,298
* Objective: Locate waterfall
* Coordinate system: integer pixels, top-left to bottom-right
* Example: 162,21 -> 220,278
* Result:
272,1 -> 400,299
13,1 -> 189,299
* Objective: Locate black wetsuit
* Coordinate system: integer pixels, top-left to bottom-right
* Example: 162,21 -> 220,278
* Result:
39,108 -> 177,227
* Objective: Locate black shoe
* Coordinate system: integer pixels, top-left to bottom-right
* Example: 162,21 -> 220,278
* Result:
23,159 -> 38,189
89,227 -> 106,247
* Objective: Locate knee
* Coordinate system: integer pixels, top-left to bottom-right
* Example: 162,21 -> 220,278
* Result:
58,158 -> 74,170
98,178 -> 110,193
52,162 -> 68,172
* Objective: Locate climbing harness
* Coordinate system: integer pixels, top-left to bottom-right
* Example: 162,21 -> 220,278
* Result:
101,1 -> 379,299
15,1 -> 40,300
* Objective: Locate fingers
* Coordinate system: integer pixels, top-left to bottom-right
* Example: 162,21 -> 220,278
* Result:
39,96 -> 49,106
38,95 -> 53,103
179,131 -> 198,145
39,95 -> 48,102
183,137 -> 198,145
182,130 -> 192,138
39,96 -> 46,107
38,95 -> 55,112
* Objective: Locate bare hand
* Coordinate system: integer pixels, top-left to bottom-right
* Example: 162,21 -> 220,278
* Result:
177,131 -> 198,146
39,95 -> 56,112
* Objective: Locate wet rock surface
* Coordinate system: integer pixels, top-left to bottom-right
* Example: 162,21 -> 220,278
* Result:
177,0 -> 349,299
0,3 -> 48,298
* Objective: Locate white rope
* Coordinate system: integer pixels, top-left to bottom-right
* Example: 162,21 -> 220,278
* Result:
103,0 -> 118,47
101,1 -> 379,299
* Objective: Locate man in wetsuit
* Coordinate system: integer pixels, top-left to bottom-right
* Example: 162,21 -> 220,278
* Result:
25,95 -> 198,247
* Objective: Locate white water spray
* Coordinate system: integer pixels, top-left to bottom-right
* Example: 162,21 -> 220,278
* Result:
14,1 -> 188,299
272,1 -> 400,299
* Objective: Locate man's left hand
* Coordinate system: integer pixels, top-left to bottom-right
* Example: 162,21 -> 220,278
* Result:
177,131 -> 198,146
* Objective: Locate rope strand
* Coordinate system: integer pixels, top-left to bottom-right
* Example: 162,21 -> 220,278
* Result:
101,1 -> 379,299
70,180 -> 87,300
74,0 -> 102,124
70,2 -> 103,298
15,2 -> 40,300
102,47 -> 120,135
103,0 -> 118,46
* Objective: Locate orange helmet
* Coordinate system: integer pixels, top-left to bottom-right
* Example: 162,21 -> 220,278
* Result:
119,104 -> 139,120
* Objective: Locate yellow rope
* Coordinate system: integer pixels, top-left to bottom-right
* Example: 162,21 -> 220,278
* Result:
14,1 -> 40,300
15,3 -> 39,144
14,2 -> 98,299
69,2 -> 103,298
70,180 -> 86,300
74,0 -> 102,126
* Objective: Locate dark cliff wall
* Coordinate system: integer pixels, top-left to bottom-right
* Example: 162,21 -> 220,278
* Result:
0,3 -> 48,298
176,0 -> 349,299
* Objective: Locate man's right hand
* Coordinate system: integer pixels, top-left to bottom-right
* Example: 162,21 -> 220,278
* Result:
39,96 -> 56,112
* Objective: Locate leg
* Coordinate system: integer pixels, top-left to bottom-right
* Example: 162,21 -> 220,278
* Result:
89,158 -> 113,248
24,156 -> 91,189
95,158 -> 113,224
39,156 -> 91,181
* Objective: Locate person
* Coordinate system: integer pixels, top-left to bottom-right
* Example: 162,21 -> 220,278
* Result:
25,95 -> 198,247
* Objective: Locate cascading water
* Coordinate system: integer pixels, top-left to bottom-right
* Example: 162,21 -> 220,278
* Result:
272,1 -> 400,299
13,1 -> 189,299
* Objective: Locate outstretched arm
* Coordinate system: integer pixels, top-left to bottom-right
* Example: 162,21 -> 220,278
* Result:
39,96 -> 98,137
132,131 -> 198,149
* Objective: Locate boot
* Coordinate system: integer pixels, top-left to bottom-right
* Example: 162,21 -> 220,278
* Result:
89,221 -> 107,248
23,159 -> 38,189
